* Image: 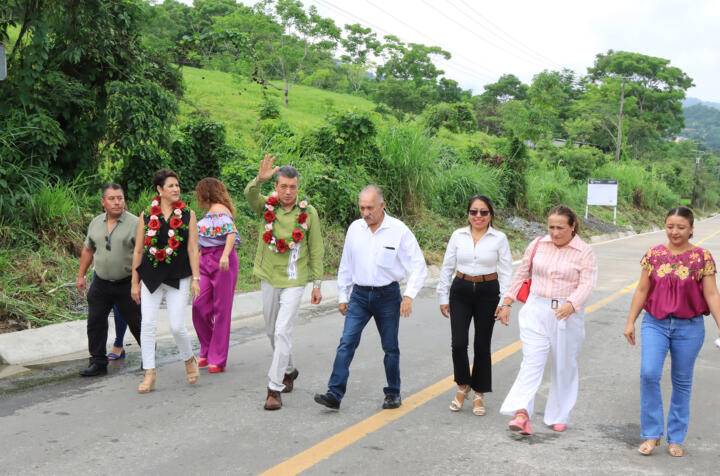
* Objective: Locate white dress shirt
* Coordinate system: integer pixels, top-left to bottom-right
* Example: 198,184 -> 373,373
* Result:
337,213 -> 428,304
436,226 -> 514,305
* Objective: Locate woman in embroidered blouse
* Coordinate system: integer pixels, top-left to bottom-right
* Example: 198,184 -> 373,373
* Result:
131,169 -> 201,393
495,205 -> 597,435
624,207 -> 720,457
437,195 -> 513,416
192,178 -> 241,373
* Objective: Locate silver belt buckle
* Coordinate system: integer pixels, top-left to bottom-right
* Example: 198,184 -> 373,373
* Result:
551,299 -> 559,309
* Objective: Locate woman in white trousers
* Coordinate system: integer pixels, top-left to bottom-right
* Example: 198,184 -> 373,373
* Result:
495,205 -> 597,435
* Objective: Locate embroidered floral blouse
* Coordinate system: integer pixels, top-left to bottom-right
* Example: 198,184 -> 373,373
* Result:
197,212 -> 241,248
641,244 -> 716,319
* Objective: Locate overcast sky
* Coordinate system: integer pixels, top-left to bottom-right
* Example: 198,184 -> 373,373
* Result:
181,0 -> 720,102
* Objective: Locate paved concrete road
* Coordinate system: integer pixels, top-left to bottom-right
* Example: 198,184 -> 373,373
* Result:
2,217 -> 720,476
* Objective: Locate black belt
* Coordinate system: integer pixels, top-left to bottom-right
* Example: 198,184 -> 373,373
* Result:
95,275 -> 132,285
355,282 -> 398,291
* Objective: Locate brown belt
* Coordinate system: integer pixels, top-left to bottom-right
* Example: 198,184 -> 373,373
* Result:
456,271 -> 498,283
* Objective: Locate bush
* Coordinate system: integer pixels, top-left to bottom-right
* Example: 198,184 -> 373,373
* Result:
121,143 -> 171,200
299,110 -> 380,167
422,102 -> 477,134
551,145 -> 608,181
594,161 -> 677,210
257,98 -> 281,120
254,119 -> 296,154
525,163 -> 585,218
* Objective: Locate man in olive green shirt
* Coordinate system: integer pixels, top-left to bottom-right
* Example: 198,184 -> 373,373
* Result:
245,154 -> 324,410
76,184 -> 142,376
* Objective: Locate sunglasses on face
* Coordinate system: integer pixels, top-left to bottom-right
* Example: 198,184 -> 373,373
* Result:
105,234 -> 111,251
468,210 -> 490,217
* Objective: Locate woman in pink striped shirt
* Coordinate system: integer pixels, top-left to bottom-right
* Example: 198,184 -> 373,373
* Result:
496,205 -> 598,435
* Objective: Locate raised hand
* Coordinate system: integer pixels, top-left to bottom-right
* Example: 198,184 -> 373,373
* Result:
257,153 -> 279,183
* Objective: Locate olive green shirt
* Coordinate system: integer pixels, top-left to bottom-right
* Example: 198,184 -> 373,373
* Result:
84,210 -> 139,281
244,177 -> 324,288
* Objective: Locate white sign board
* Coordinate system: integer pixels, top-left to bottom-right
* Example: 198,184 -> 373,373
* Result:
0,44 -> 6,81
587,178 -> 618,206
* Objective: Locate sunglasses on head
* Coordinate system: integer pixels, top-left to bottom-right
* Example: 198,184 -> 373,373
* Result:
105,234 -> 111,251
469,210 -> 490,217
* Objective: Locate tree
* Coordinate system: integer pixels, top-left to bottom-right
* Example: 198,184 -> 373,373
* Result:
473,74 -> 528,134
586,50 -> 694,157
251,0 -> 340,107
376,36 -> 451,87
339,23 -> 380,93
0,0 -> 182,178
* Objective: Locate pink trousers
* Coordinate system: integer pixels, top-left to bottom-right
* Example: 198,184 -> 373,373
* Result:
192,246 -> 238,368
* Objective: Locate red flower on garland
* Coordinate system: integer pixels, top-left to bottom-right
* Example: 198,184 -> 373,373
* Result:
292,229 -> 304,242
169,217 -> 183,229
172,200 -> 186,209
168,237 -> 180,250
276,239 -> 289,253
144,236 -> 153,247
150,206 -> 162,216
267,196 -> 279,206
262,231 -> 274,244
264,210 -> 276,223
148,218 -> 161,230
155,249 -> 167,261
297,212 -> 308,225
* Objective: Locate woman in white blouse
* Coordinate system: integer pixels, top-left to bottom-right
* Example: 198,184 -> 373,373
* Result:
437,195 -> 513,416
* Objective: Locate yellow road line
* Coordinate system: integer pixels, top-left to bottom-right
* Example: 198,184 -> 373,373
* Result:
260,227 -> 720,476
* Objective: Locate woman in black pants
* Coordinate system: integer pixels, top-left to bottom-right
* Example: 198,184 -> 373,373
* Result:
437,195 -> 513,415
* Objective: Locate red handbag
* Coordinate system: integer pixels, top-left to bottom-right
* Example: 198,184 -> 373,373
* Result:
516,237 -> 541,303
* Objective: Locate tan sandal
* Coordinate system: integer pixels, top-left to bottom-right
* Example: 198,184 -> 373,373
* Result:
638,438 -> 661,455
449,385 -> 471,411
185,356 -> 199,384
472,393 -> 485,416
668,444 -> 683,457
138,369 -> 156,394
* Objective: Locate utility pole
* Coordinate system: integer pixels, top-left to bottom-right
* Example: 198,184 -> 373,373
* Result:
691,147 -> 704,207
614,77 -> 629,164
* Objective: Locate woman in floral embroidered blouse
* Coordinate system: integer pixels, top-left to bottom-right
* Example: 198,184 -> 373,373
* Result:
192,178 -> 241,373
624,207 -> 720,457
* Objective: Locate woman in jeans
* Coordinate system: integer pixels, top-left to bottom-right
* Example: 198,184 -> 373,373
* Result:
131,169 -> 201,393
624,207 -> 720,457
437,195 -> 513,415
496,205 -> 597,435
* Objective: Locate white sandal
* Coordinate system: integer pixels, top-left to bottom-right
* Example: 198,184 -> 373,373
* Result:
449,385 -> 471,411
472,393 -> 486,416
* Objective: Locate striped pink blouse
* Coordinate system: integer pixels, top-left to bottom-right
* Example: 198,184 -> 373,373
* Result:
504,235 -> 598,310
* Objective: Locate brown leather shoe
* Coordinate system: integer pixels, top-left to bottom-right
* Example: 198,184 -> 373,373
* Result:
264,388 -> 282,410
281,369 -> 299,393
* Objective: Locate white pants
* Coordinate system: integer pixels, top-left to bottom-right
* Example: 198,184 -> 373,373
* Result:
141,278 -> 194,369
261,280 -> 305,391
499,294 -> 585,425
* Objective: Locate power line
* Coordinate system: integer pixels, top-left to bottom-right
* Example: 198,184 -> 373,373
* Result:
453,0 -> 564,69
361,0 -> 499,79
420,0 -> 552,71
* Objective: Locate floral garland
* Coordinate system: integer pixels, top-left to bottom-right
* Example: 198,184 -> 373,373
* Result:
143,196 -> 189,267
261,191 -> 309,253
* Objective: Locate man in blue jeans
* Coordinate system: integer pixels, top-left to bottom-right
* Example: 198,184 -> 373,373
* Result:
314,185 -> 427,409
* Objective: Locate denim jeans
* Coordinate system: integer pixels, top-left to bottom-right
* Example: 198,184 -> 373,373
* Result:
640,312 -> 705,444
327,282 -> 402,401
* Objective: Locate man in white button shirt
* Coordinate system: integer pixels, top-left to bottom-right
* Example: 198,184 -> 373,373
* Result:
314,185 -> 427,410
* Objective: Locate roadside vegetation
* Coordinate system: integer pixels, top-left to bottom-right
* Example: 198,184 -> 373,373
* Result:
1,0 -> 718,330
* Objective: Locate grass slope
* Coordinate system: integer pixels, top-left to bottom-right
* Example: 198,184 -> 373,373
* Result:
179,67 -> 377,149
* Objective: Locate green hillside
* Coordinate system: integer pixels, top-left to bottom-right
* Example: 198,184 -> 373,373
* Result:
179,67 -> 377,148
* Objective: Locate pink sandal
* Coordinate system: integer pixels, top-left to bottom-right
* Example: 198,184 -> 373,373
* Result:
508,410 -> 532,435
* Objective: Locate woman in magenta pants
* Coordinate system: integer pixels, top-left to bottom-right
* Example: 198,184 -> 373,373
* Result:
193,178 -> 241,373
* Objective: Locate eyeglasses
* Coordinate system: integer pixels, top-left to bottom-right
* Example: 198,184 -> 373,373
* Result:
105,234 -> 111,251
469,210 -> 490,217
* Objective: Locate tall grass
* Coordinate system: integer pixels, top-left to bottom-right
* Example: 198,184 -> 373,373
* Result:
376,124 -> 441,215
430,160 -> 505,216
594,161 -> 677,210
525,162 -> 585,218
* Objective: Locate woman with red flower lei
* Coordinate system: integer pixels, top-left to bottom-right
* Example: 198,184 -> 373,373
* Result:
192,177 -> 241,374
131,169 -> 201,393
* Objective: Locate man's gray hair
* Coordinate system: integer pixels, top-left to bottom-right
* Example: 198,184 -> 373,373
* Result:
275,165 -> 300,183
358,185 -> 384,204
